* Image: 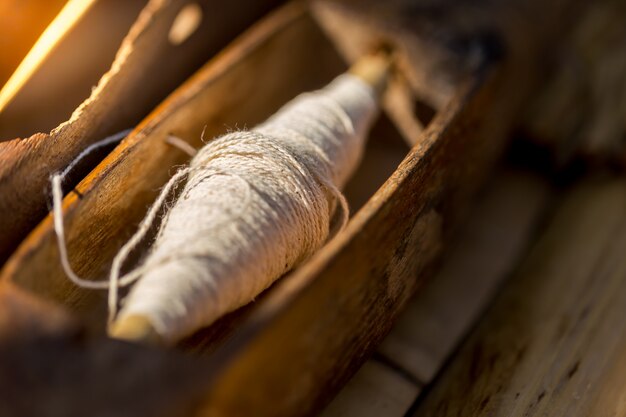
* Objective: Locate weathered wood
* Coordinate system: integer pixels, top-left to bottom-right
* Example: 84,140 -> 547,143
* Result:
319,168 -> 551,416
0,65 -> 508,416
0,0 -> 283,263
0,281 -> 77,342
411,176 -> 626,416
0,328 -> 213,417
378,169 -> 552,383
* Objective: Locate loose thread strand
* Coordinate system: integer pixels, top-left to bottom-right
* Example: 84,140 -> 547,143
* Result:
51,129 -> 132,289
107,167 -> 191,324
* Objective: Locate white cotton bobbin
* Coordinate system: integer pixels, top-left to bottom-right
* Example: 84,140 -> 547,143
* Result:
102,54 -> 392,345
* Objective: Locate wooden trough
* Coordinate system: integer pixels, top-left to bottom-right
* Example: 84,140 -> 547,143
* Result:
1,0 -> 624,416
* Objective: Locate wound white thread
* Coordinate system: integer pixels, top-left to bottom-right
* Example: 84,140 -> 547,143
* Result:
52,74 -> 379,344
112,74 -> 379,343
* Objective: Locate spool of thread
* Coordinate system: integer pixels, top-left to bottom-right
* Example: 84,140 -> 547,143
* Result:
99,53 -> 392,345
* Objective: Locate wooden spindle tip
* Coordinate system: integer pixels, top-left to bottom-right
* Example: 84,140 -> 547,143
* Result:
108,314 -> 163,346
349,50 -> 393,97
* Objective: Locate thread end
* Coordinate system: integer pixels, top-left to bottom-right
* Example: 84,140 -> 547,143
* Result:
108,314 -> 163,346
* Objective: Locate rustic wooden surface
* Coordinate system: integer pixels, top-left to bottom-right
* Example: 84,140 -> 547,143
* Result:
378,169 -> 552,383
410,175 -> 626,416
0,0 -> 588,415
0,0 -> 283,263
321,168 -> 551,416
0,281 -> 77,342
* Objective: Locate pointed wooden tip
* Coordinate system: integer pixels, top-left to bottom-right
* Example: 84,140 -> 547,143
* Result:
108,314 -> 163,346
349,50 -> 393,97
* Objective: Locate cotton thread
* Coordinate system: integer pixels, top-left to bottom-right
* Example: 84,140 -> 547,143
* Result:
51,129 -> 132,289
108,73 -> 379,344
52,72 -> 380,344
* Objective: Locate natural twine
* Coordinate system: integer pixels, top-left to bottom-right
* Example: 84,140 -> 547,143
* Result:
54,74 -> 378,344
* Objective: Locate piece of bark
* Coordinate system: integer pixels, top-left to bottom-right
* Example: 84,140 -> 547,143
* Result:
411,176 -> 626,416
0,0 -> 283,263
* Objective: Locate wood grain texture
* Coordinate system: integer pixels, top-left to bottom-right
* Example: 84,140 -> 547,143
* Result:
411,176 -> 626,417
0,0 -> 283,263
0,281 -> 77,342
379,169 -> 552,383
318,168 -> 551,417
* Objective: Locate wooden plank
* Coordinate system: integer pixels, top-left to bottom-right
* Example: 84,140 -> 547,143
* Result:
321,360 -> 420,417
410,176 -> 626,416
378,168 -> 551,383
0,0 -> 284,263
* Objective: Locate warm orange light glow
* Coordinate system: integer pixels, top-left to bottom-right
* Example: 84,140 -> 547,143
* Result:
0,0 -> 96,113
